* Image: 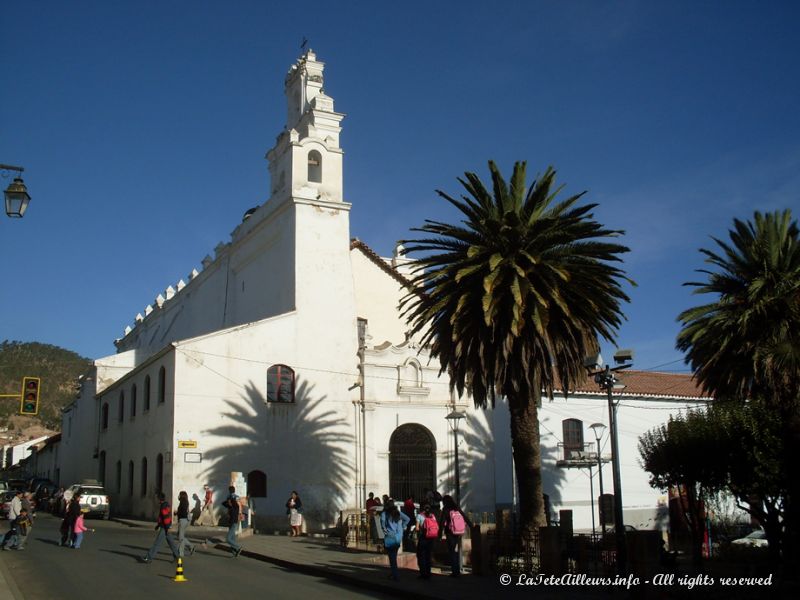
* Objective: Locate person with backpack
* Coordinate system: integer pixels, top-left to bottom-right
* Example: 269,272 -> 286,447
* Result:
142,492 -> 180,563
382,504 -> 410,581
416,504 -> 437,579
439,494 -> 472,577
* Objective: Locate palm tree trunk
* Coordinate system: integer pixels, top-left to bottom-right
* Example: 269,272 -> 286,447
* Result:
509,396 -> 547,539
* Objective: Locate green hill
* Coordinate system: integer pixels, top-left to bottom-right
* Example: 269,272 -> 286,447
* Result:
0,340 -> 91,430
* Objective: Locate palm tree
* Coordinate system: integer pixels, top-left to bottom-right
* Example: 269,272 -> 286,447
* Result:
677,210 -> 800,403
401,161 -> 632,537
677,209 -> 800,560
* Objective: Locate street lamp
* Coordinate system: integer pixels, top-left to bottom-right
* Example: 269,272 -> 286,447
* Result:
589,422 -> 607,534
584,349 -> 633,576
445,410 -> 466,504
1,164 -> 31,218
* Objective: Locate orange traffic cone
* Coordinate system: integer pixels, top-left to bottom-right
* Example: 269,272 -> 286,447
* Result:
174,557 -> 188,582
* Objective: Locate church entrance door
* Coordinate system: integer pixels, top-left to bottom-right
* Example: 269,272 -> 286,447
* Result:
389,424 -> 436,502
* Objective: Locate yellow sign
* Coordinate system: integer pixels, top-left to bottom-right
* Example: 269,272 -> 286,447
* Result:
178,440 -> 197,448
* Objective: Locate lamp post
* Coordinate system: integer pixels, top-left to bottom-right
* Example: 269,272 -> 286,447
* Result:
589,422 -> 607,534
584,350 -> 633,576
1,164 -> 31,218
445,410 -> 466,504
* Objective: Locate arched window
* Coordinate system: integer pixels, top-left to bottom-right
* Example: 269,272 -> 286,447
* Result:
562,418 -> 585,459
307,150 -> 322,183
118,391 -> 125,423
131,384 -> 137,418
101,403 -> 109,430
158,367 -> 166,404
247,470 -> 267,498
144,375 -> 151,411
267,364 -> 295,403
156,453 -> 164,494
128,461 -> 134,496
98,450 -> 106,485
141,458 -> 148,497
116,461 -> 122,494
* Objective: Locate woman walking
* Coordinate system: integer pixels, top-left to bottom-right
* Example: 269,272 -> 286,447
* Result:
175,490 -> 196,557
285,491 -> 303,537
439,495 -> 472,577
382,504 -> 409,581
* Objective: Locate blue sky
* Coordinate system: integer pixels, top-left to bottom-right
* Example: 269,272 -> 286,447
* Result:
1,1 -> 798,372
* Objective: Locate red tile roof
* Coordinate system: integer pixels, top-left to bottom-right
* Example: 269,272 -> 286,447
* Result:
350,238 -> 413,288
562,370 -> 711,400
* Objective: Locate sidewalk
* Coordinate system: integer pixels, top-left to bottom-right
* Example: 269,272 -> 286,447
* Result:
112,517 -> 529,599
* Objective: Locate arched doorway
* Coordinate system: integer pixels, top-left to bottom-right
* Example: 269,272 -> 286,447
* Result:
389,424 -> 436,502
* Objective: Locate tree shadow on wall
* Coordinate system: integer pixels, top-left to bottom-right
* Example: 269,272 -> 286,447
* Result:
200,379 -> 353,526
455,413 -> 568,522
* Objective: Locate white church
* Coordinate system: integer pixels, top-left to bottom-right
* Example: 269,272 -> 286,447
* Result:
56,50 -> 710,532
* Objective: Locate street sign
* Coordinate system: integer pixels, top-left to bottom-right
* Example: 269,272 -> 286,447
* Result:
178,440 -> 197,448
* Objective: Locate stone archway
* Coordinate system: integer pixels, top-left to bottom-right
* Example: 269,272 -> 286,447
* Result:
389,423 -> 436,502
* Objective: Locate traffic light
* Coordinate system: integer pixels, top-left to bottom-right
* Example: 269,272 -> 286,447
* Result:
20,377 -> 41,415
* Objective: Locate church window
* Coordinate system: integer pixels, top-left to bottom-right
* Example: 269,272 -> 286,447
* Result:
141,458 -> 148,497
116,461 -> 122,494
101,403 -> 109,430
98,451 -> 106,485
156,453 -> 164,494
158,366 -> 166,404
118,391 -> 125,423
128,461 -> 134,496
131,384 -> 137,418
267,364 -> 295,403
144,375 -> 151,411
562,418 -> 584,459
308,150 -> 322,183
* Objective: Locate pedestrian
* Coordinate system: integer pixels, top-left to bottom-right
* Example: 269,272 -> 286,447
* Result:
2,507 -> 30,551
196,484 -> 214,526
60,493 -> 81,547
402,494 -> 416,550
222,486 -> 243,556
416,504 -> 437,579
142,492 -> 180,563
285,491 -> 303,537
382,504 -> 409,581
365,492 -> 380,513
1,490 -> 24,550
17,494 -> 34,550
174,490 -> 196,557
72,510 -> 94,549
439,494 -> 472,577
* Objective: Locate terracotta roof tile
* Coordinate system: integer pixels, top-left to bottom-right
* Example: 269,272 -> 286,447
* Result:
562,370 -> 711,400
350,238 -> 413,288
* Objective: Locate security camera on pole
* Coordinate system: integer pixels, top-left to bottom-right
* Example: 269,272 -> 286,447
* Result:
583,349 -> 633,576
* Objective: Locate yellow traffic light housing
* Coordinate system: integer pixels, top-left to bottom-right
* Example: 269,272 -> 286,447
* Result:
20,377 -> 40,415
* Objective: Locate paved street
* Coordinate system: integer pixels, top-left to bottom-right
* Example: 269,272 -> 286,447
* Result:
0,514 -> 392,600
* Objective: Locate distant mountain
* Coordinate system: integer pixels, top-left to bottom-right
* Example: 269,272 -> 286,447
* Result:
0,340 -> 91,430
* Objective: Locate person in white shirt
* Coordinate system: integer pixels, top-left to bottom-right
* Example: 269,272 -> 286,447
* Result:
1,491 -> 24,549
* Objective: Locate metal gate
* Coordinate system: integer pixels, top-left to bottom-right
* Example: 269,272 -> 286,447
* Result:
389,423 -> 436,502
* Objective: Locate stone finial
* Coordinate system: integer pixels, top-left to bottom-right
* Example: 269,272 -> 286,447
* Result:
124,326 -> 132,335
135,313 -> 144,323
155,294 -> 165,308
165,285 -> 176,300
189,269 -> 200,280
201,255 -> 213,269
176,279 -> 186,291
144,305 -> 153,316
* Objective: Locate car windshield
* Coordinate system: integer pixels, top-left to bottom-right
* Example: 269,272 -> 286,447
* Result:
79,487 -> 107,496
747,530 -> 767,539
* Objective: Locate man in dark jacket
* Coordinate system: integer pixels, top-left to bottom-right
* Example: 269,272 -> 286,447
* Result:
142,492 -> 179,563
222,486 -> 242,557
60,493 -> 82,547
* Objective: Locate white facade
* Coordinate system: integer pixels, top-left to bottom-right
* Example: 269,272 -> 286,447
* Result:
3,435 -> 50,470
55,50 -> 708,532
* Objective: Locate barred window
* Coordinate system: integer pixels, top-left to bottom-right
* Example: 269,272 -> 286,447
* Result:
267,364 -> 295,403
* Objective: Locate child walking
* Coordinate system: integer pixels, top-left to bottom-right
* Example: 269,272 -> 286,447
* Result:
73,511 -> 93,549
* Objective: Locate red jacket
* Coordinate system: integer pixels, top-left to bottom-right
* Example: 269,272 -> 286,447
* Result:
157,501 -> 173,529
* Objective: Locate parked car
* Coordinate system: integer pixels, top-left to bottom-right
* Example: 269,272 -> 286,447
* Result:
68,481 -> 110,519
0,490 -> 18,519
731,529 -> 768,548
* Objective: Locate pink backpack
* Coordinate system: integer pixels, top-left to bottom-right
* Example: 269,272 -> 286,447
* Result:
423,514 -> 439,539
448,510 -> 466,535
